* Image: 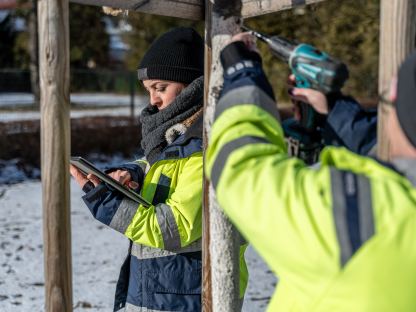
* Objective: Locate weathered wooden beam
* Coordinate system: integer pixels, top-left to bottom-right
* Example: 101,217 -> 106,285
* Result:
377,0 -> 416,160
70,0 -> 204,20
203,1 -> 242,311
241,0 -> 326,18
38,0 -> 73,309
68,0 -> 328,20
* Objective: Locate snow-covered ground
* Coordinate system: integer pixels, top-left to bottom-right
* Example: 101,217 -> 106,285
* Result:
0,180 -> 276,311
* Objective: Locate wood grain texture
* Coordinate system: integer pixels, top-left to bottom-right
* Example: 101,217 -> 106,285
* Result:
69,0 -> 328,20
377,0 -> 416,160
241,0 -> 326,17
38,0 -> 73,309
71,0 -> 204,20
203,1 -> 242,311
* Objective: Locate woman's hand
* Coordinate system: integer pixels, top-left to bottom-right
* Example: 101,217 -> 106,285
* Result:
287,75 -> 329,118
70,166 -> 139,190
229,32 -> 259,53
70,164 -> 100,188
108,170 -> 139,190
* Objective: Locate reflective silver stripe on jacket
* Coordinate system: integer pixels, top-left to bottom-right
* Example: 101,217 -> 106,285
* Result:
125,302 -> 176,312
215,85 -> 280,122
211,136 -> 270,189
155,203 -> 181,250
133,157 -> 150,174
330,168 -> 374,266
109,198 -> 139,234
131,239 -> 201,260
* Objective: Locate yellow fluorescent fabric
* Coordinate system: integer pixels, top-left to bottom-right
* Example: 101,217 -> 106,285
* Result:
207,87 -> 416,311
125,152 -> 203,249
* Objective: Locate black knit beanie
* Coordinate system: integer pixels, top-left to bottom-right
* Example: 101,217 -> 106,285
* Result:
137,27 -> 204,84
396,51 -> 416,148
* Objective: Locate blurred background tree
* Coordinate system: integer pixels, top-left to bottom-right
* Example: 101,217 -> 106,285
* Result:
0,11 -> 19,68
1,0 -> 379,100
244,0 -> 379,102
1,2 -> 109,69
69,3 -> 110,68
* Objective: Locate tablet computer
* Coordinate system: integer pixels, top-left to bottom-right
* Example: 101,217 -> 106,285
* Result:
70,156 -> 151,208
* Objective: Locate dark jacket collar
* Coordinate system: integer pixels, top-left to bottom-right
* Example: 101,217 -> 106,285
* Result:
152,115 -> 203,165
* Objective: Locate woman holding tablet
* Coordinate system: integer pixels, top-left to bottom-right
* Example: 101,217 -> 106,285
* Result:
70,27 -> 243,312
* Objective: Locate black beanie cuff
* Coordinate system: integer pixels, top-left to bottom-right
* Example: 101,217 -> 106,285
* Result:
396,51 -> 416,148
220,41 -> 262,69
397,104 -> 416,148
138,66 -> 203,84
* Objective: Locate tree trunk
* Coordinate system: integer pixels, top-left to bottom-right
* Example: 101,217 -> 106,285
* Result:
203,1 -> 242,311
377,0 -> 416,160
38,0 -> 73,309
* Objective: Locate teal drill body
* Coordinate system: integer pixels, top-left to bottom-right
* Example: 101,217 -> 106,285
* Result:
245,27 -> 349,95
242,26 -> 349,129
241,26 -> 349,164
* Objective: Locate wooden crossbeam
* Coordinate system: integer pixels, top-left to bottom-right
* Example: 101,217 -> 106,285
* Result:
69,0 -> 327,20
70,0 -> 203,20
242,0 -> 326,18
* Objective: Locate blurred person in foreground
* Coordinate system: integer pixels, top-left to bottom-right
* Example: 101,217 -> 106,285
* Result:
205,31 -> 416,311
70,27 -> 248,312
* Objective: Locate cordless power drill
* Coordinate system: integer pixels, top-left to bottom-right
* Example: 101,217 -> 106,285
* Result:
241,26 -> 349,163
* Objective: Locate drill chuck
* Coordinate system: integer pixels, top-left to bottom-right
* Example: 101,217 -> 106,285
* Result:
241,26 -> 295,62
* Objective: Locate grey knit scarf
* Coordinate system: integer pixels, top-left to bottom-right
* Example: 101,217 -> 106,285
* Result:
140,76 -> 204,164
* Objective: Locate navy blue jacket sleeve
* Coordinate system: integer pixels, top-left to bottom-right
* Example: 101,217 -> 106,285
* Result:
220,41 -> 275,100
82,183 -> 125,227
323,96 -> 377,155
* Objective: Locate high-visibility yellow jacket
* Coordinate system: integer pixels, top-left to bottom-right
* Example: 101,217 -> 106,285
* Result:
206,44 -> 416,311
83,116 -> 248,312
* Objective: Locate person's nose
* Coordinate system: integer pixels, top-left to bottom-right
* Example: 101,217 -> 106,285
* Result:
150,91 -> 162,107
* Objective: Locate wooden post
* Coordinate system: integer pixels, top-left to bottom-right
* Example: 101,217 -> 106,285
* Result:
378,0 -> 416,160
203,1 -> 242,311
38,0 -> 73,309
